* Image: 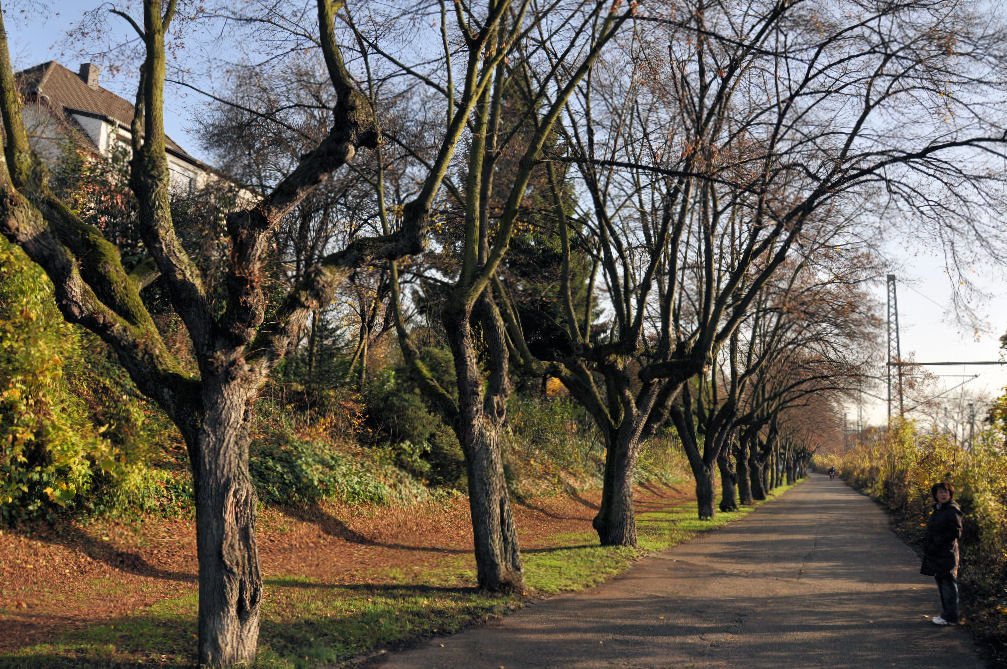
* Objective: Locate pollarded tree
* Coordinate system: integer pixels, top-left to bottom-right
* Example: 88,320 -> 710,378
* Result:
195,59 -> 402,388
188,0 -> 631,594
0,0 -> 485,664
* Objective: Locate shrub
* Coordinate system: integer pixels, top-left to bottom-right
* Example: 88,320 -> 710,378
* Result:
636,432 -> 691,486
836,420 -> 1007,599
502,394 -> 603,496
364,366 -> 464,487
250,433 -> 436,508
0,235 -> 194,523
88,464 -> 195,518
0,239 -> 111,522
249,394 -> 433,507
251,437 -> 393,506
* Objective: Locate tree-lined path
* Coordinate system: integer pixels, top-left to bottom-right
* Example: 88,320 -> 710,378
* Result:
373,476 -> 984,668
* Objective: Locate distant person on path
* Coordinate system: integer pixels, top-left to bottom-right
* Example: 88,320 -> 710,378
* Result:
920,481 -> 963,626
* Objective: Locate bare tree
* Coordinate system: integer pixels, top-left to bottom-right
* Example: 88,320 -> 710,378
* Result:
195,60 -> 399,388
369,0 -> 633,592
664,222 -> 881,514
535,0 -> 1007,543
735,278 -> 881,498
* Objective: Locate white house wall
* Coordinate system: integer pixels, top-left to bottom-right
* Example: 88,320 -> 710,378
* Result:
167,155 -> 202,193
23,106 -> 253,204
69,113 -> 111,154
22,106 -> 74,164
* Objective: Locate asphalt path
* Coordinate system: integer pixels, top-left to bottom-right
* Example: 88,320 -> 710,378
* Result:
370,475 -> 986,669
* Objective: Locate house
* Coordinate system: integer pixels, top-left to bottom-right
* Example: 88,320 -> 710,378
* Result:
16,61 -> 215,193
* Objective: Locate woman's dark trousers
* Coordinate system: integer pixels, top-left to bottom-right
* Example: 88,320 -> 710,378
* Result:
936,573 -> 960,623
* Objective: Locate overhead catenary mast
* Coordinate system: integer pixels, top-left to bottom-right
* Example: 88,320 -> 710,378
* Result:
885,275 -> 1007,431
886,274 -> 904,425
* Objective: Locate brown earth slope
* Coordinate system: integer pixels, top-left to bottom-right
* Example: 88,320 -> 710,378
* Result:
0,483 -> 690,653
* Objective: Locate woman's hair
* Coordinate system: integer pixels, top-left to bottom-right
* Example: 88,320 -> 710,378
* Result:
931,481 -> 955,501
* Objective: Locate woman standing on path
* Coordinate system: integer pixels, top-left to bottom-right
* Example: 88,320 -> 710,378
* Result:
921,481 -> 963,626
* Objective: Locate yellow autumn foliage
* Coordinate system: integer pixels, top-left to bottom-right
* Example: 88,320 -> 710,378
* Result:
832,419 -> 1007,595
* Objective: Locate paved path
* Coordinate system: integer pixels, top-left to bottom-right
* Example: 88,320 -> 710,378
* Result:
371,475 -> 986,668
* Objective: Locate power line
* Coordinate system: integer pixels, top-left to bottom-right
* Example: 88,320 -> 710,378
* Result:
901,281 -> 947,310
903,375 -> 979,413
884,275 -> 1004,429
888,361 -> 1007,366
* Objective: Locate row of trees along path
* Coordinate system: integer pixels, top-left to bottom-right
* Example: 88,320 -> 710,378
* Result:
373,476 -> 985,669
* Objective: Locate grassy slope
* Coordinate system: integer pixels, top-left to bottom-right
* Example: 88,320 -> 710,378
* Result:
0,484 -> 797,668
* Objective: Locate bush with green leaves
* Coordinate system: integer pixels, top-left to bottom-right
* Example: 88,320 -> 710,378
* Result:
249,433 -> 436,507
836,420 -> 1007,596
0,235 -> 190,522
0,239 -> 110,521
501,394 -> 603,495
364,365 -> 464,487
88,464 -> 195,518
250,437 -> 387,506
635,432 -> 692,486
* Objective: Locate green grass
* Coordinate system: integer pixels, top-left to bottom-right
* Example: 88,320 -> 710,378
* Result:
0,481 -> 800,668
0,594 -> 197,668
254,579 -> 511,668
523,539 -> 638,594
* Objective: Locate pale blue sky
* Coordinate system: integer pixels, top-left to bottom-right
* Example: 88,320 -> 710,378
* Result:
860,242 -> 1007,428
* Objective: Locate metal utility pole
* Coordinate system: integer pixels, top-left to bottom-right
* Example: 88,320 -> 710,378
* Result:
857,388 -> 863,436
968,402 -> 976,450
886,274 -> 904,426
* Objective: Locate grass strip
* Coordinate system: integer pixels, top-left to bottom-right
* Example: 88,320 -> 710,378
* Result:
0,482 -> 797,668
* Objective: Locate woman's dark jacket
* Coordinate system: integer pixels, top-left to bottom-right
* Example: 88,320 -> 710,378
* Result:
922,500 -> 963,577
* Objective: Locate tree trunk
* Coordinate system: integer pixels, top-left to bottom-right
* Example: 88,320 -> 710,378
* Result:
194,380 -> 262,667
359,323 -> 369,389
668,399 -> 716,520
307,309 -> 319,384
761,449 -> 769,491
736,440 -> 752,505
717,449 -> 738,512
593,424 -> 638,546
767,448 -> 775,489
445,308 -> 523,592
749,446 -> 767,501
463,414 -> 522,591
696,463 -> 716,520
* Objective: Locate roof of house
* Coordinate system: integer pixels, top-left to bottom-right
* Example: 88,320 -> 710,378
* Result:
17,61 -> 196,163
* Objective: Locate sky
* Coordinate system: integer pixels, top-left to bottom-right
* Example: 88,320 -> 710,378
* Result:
8,3 -> 1007,430
856,243 -> 1007,429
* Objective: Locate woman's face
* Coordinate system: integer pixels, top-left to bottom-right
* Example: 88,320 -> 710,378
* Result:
935,487 -> 951,504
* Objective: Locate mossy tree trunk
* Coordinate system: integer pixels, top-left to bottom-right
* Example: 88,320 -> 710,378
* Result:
445,298 -> 523,591
0,2 -> 421,665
